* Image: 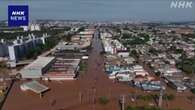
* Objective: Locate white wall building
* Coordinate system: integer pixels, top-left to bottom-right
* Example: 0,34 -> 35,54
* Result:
7,34 -> 48,63
133,65 -> 149,76
20,26 -> 29,31
101,32 -> 126,55
20,57 -> 56,79
30,24 -> 41,31
0,40 -> 8,57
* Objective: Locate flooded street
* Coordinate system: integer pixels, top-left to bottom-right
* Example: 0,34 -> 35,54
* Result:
76,30 -> 134,110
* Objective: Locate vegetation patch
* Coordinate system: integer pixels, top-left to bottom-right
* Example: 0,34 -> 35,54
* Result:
176,58 -> 195,75
121,33 -> 150,46
98,96 -> 109,105
126,106 -> 162,110
191,88 -> 195,94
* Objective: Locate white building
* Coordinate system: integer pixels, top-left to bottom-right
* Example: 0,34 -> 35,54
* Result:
7,34 -> 48,64
100,32 -> 112,39
30,24 -> 41,31
115,71 -> 135,81
20,57 -> 56,79
117,51 -> 129,58
0,40 -> 8,57
20,26 -> 29,31
102,39 -> 115,54
20,24 -> 41,31
102,39 -> 126,54
133,65 -> 149,76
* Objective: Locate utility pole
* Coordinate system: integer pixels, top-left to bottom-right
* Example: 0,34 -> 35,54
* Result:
158,72 -> 164,108
192,64 -> 195,79
158,87 -> 163,108
181,51 -> 185,70
79,92 -> 82,104
92,88 -> 96,110
120,95 -> 125,110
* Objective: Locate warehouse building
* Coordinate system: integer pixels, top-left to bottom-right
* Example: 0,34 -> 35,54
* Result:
20,80 -> 49,97
43,58 -> 80,80
20,57 -> 56,79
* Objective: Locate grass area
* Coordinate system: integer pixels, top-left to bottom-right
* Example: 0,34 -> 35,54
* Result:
25,36 -> 60,59
0,62 -> 7,68
176,58 -> 195,75
191,89 -> 195,94
0,62 -> 10,76
121,33 -> 150,46
79,61 -> 88,72
78,61 -> 88,78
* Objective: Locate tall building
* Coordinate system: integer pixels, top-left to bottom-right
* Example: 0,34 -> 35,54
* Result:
0,34 -> 49,67
0,39 -> 8,57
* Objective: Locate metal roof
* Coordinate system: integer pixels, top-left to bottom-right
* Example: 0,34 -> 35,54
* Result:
21,81 -> 49,94
23,57 -> 55,70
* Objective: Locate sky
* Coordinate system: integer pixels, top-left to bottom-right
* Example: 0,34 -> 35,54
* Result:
0,0 -> 195,22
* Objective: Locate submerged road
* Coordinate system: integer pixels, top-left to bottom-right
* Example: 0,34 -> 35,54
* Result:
77,30 -> 134,110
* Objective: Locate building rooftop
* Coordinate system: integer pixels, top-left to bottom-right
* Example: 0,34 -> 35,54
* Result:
20,80 -> 49,94
23,57 -> 55,70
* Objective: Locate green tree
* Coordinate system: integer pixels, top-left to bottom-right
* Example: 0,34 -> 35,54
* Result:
98,96 -> 109,105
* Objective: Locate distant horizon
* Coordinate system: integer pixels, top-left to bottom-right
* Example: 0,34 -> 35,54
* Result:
1,19 -> 195,24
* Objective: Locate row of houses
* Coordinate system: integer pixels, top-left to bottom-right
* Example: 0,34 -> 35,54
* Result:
101,31 -> 162,91
104,54 -> 163,91
122,25 -> 195,92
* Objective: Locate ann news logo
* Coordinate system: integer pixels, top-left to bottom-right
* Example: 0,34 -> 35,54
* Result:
8,5 -> 29,27
170,1 -> 193,8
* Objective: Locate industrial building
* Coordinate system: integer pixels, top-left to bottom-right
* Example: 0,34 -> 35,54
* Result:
44,58 -> 80,80
20,56 -> 81,80
20,57 -> 56,78
20,80 -> 49,97
56,41 -> 79,51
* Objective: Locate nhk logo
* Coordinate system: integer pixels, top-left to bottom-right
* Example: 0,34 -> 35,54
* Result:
8,5 -> 29,27
170,1 -> 193,8
12,11 -> 25,15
